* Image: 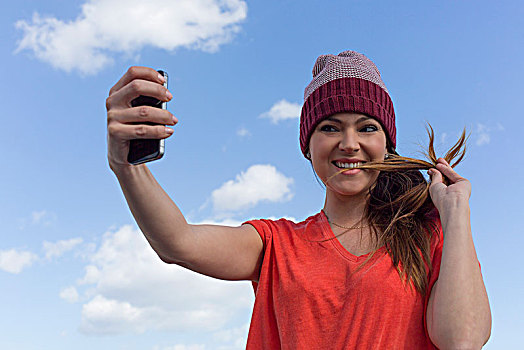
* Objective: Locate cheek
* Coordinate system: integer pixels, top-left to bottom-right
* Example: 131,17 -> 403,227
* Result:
369,135 -> 387,158
308,135 -> 329,159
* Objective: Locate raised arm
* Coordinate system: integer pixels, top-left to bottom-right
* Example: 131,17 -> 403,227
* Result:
106,67 -> 263,281
426,158 -> 491,349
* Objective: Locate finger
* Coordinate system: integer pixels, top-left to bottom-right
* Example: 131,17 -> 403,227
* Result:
436,157 -> 451,166
108,122 -> 175,141
107,106 -> 177,126
109,66 -> 165,96
106,78 -> 172,110
428,168 -> 446,199
428,168 -> 443,184
435,161 -> 464,183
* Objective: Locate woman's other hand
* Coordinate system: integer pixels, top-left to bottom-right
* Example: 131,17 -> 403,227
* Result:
428,158 -> 472,216
106,66 -> 177,172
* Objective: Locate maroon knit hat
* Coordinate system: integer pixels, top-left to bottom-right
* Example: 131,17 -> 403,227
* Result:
300,51 -> 396,157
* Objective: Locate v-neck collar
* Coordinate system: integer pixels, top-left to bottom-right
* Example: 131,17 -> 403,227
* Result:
318,210 -> 386,262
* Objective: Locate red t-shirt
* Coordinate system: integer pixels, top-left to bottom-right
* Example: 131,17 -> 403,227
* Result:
244,211 -> 443,349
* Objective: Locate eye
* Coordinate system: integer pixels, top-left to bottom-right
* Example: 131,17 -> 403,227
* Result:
360,124 -> 379,132
319,124 -> 338,132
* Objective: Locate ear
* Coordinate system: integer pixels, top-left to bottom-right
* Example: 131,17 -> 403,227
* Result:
305,146 -> 312,161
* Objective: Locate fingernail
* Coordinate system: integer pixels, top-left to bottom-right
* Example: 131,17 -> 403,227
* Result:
172,115 -> 177,124
158,73 -> 165,83
166,90 -> 173,100
165,127 -> 174,134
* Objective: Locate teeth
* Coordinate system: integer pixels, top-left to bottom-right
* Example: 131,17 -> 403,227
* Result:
336,162 -> 362,169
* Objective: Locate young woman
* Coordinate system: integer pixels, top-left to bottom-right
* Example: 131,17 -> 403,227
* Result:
106,51 -> 491,349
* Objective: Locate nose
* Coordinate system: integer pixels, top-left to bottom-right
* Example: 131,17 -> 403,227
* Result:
339,129 -> 360,153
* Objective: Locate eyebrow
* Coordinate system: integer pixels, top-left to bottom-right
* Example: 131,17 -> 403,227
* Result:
324,115 -> 374,124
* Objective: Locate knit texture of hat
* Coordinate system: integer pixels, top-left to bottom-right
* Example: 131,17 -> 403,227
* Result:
300,51 -> 396,157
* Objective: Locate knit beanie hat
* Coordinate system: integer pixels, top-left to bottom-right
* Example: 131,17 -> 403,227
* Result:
300,51 -> 396,158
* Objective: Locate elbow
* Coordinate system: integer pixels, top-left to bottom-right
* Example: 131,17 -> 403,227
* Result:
151,237 -> 193,265
431,329 -> 491,350
158,253 -> 176,264
428,306 -> 492,350
434,341 -> 485,350
156,251 -> 192,268
156,251 -> 181,265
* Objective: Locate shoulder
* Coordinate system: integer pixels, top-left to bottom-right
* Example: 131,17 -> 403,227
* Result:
245,212 -> 321,228
243,212 -> 324,244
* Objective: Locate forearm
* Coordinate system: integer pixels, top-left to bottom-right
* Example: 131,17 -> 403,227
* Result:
113,164 -> 192,263
428,205 -> 491,349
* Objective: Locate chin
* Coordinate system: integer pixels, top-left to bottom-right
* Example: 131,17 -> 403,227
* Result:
329,178 -> 375,194
328,185 -> 372,198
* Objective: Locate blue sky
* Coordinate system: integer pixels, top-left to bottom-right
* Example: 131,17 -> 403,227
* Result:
1,0 -> 523,349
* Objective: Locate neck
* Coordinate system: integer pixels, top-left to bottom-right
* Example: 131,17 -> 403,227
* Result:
322,190 -> 369,226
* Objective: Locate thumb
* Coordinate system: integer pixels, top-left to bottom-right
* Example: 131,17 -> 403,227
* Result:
428,168 -> 446,200
428,168 -> 443,184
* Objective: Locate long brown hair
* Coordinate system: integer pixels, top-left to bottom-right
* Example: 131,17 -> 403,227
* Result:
329,124 -> 468,295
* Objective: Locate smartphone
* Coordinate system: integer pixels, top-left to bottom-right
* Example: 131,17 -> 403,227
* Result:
127,70 -> 169,165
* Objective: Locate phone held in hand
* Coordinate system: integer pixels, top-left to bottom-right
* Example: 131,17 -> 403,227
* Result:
127,70 -> 169,165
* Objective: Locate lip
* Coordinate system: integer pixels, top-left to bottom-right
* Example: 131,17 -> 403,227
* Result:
332,158 -> 367,168
332,158 -> 366,164
331,158 -> 367,175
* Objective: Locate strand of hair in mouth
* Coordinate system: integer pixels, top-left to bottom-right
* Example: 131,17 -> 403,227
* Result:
326,124 -> 468,185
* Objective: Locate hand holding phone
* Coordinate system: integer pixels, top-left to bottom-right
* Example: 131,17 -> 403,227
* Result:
127,70 -> 169,165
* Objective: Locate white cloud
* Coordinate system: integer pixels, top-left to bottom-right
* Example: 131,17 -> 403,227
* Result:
440,132 -> 448,145
78,264 -> 101,285
73,225 -> 253,335
154,345 -> 206,350
19,210 -> 57,229
0,249 -> 38,274
213,323 -> 250,349
80,293 -> 230,335
194,218 -> 243,227
81,295 -> 148,334
476,123 -> 490,146
236,127 -> 251,137
260,99 -> 301,124
150,324 -> 248,349
32,210 -> 48,224
265,216 -> 297,222
15,0 -> 247,75
60,286 -> 80,303
211,164 -> 294,214
43,237 -> 83,259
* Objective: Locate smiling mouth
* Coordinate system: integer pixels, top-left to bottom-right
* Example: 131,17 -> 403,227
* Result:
333,161 -> 365,169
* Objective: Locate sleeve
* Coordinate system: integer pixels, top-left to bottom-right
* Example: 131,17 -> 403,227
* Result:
243,219 -> 273,250
243,219 -> 275,294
